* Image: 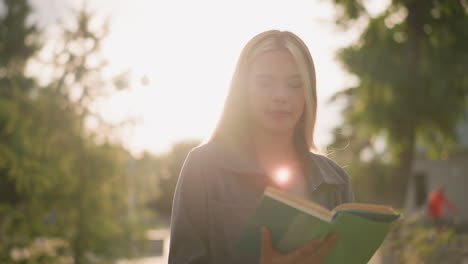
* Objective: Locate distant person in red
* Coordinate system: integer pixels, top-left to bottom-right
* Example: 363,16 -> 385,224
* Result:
428,187 -> 458,226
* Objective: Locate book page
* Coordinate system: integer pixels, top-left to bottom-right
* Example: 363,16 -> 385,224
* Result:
265,187 -> 334,222
332,203 -> 398,214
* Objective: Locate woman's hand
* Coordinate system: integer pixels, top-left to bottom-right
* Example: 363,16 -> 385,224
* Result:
259,227 -> 338,264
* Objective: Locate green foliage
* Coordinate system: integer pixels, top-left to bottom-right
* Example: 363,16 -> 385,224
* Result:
327,126 -> 395,204
329,0 -> 367,28
0,1 -> 137,263
0,0 -> 40,76
329,0 -> 468,207
336,1 -> 467,156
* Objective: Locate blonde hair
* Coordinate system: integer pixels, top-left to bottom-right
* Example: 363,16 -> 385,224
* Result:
209,30 -> 318,153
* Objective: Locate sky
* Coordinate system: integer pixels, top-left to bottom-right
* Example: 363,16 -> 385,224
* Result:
28,0 -> 387,156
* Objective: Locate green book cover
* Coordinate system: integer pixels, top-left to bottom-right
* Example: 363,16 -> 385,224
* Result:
236,187 -> 401,264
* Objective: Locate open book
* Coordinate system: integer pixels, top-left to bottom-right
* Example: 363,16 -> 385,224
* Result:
236,187 -> 401,264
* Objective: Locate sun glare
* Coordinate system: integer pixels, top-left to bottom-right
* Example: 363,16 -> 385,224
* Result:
274,168 -> 290,185
42,0 -> 361,156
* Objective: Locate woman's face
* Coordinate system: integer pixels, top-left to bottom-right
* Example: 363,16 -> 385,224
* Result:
247,49 -> 305,136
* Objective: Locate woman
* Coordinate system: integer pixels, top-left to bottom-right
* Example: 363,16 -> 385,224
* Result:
168,30 -> 354,264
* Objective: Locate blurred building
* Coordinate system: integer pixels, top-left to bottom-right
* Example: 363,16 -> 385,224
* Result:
404,114 -> 468,222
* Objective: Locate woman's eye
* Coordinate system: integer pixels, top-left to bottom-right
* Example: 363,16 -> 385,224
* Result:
257,81 -> 273,89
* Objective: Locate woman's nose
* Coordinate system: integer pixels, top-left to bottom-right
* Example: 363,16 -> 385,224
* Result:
272,85 -> 288,102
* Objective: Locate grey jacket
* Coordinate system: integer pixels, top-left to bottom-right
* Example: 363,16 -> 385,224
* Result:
168,140 -> 354,264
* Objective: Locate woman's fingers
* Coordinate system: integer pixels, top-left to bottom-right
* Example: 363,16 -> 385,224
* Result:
260,227 -> 271,253
260,229 -> 339,264
301,233 -> 338,264
260,227 -> 275,263
279,236 -> 324,263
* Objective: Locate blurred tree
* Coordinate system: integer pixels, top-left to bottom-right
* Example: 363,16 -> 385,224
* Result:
0,1 -> 136,263
43,6 -> 135,264
328,0 -> 468,207
127,152 -> 164,228
327,126 -> 395,204
0,0 -> 40,76
147,140 -> 200,219
0,0 -> 46,260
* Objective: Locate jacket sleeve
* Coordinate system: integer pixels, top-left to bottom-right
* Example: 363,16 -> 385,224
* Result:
168,150 -> 210,264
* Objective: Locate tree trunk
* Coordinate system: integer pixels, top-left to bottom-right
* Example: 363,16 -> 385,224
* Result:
392,129 -> 416,208
388,0 -> 425,209
73,147 -> 86,264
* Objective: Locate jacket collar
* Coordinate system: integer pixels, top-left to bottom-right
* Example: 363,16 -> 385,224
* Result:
211,140 -> 346,189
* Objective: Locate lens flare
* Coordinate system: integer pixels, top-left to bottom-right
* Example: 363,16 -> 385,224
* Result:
274,168 -> 290,185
